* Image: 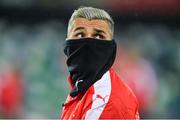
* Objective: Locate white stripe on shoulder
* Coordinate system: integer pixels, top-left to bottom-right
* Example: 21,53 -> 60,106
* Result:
85,70 -> 111,120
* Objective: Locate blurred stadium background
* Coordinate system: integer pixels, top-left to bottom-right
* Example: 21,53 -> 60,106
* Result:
0,0 -> 180,119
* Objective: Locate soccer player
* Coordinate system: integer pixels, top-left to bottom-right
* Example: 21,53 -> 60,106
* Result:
61,6 -> 139,119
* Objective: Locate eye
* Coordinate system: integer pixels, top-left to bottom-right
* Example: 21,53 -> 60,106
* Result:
75,33 -> 84,38
94,34 -> 105,39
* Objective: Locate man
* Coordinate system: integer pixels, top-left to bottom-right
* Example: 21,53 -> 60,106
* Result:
61,6 -> 139,119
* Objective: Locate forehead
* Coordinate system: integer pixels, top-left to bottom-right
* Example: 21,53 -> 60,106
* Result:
72,18 -> 110,30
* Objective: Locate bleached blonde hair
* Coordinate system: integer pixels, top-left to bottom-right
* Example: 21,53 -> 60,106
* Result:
67,6 -> 114,36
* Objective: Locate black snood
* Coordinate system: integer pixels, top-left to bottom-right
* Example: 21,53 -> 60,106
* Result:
64,38 -> 117,97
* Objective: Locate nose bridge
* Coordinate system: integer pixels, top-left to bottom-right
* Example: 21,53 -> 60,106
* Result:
86,27 -> 94,38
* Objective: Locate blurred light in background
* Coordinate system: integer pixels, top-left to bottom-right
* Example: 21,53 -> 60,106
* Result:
0,0 -> 180,119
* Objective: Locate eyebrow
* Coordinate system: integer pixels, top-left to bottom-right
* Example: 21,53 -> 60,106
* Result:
93,28 -> 106,34
74,27 -> 85,32
73,27 -> 106,35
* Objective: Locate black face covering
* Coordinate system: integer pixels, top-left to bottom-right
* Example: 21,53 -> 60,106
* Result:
64,38 -> 116,97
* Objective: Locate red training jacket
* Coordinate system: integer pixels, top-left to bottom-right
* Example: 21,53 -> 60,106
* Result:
60,68 -> 139,119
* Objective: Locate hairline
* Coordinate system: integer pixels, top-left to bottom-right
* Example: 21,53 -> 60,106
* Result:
67,7 -> 114,37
